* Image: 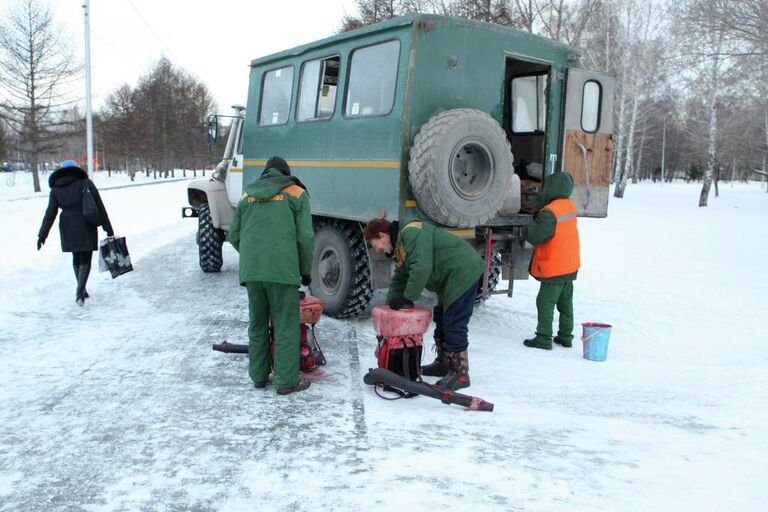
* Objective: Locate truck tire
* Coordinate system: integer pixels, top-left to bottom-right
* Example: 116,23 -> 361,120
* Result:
409,108 -> 514,227
198,203 -> 224,273
476,249 -> 502,304
311,220 -> 373,319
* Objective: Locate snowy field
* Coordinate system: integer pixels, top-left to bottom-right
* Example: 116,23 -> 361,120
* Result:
0,179 -> 766,511
0,169 -> 206,201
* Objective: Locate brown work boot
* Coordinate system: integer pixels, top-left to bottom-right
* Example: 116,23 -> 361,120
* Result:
276,379 -> 311,396
436,350 -> 470,391
421,338 -> 450,377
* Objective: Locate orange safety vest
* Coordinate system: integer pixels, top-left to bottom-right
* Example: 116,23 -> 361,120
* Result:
530,198 -> 581,279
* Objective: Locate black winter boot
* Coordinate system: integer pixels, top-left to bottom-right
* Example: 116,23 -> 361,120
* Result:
73,265 -> 89,299
523,337 -> 553,350
420,338 -> 450,377
436,350 -> 470,391
276,379 -> 311,396
75,265 -> 91,306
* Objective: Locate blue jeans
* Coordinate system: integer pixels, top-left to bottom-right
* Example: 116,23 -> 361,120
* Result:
433,280 -> 479,352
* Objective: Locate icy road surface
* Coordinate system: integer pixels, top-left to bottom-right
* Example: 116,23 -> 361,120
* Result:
0,179 -> 765,511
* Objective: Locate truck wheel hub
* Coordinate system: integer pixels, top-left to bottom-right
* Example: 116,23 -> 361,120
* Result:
318,247 -> 341,294
449,139 -> 494,200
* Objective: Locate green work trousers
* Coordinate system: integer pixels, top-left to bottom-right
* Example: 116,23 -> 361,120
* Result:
535,281 -> 574,342
246,281 -> 300,389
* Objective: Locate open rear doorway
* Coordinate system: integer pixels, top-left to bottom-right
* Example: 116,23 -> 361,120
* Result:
502,57 -> 551,211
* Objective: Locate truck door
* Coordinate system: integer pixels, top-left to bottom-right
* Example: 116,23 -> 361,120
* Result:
560,69 -> 615,217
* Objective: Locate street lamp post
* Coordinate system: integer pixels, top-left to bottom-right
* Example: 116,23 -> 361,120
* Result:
83,0 -> 94,179
661,117 -> 666,185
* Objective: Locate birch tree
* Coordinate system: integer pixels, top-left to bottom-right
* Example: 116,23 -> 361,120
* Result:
0,0 -> 80,192
614,33 -> 665,197
0,121 -> 8,161
677,0 -> 744,206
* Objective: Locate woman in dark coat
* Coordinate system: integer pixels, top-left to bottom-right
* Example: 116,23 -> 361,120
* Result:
37,160 -> 114,306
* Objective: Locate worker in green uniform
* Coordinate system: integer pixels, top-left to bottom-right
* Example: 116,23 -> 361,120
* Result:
363,217 -> 485,390
229,156 -> 315,395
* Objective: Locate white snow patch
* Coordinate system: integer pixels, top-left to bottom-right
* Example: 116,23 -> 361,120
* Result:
0,472 -> 23,497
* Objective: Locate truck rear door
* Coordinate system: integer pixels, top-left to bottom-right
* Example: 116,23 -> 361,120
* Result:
560,69 -> 615,217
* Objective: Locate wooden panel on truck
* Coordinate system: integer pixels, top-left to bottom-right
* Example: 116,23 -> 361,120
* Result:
563,131 -> 613,187
560,68 -> 615,217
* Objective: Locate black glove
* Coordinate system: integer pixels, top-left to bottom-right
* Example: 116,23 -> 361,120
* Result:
389,296 -> 414,310
37,238 -> 44,251
301,274 -> 312,286
106,231 -> 114,238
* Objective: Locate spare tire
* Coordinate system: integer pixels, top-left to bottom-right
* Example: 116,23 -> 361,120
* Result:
409,109 -> 514,227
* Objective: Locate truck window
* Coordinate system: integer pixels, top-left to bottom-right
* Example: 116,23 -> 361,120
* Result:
345,40 -> 400,117
297,56 -> 340,122
581,80 -> 602,133
511,74 -> 547,133
259,66 -> 294,126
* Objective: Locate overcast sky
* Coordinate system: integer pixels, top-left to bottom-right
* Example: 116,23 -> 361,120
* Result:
1,0 -> 358,112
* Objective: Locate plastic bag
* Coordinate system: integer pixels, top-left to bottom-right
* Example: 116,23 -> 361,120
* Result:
99,236 -> 134,279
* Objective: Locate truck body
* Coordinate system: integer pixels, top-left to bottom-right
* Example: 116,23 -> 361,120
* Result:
184,14 -> 615,318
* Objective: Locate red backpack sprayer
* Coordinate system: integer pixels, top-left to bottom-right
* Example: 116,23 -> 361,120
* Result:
363,306 -> 494,411
213,293 -> 326,373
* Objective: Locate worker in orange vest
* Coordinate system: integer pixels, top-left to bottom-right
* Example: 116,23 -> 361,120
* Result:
523,172 -> 581,350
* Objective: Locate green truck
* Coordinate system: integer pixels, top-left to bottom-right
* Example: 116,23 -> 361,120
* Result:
182,14 -> 615,318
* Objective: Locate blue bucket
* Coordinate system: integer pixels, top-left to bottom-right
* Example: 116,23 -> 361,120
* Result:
581,323 -> 612,362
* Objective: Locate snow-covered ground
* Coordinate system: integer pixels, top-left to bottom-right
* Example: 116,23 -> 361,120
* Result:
0,180 -> 765,511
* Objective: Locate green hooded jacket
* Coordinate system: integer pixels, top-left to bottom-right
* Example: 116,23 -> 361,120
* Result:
524,172 -> 578,283
386,221 -> 485,309
229,169 -> 314,286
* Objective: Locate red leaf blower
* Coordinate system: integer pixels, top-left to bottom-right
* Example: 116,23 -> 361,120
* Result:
212,293 -> 326,372
363,305 -> 494,411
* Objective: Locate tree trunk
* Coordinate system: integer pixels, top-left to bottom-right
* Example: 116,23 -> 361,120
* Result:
764,156 -> 767,193
612,67 -> 628,184
634,123 -> 647,184
615,86 -> 639,198
31,153 -> 41,193
764,110 -> 768,192
714,167 -> 719,197
699,31 -> 723,207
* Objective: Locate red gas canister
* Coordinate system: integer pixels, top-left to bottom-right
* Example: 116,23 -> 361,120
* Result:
371,306 -> 432,338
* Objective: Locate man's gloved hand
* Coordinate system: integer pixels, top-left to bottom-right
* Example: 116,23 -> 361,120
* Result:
106,230 -> 114,238
301,274 -> 312,286
389,296 -> 414,310
37,238 -> 44,251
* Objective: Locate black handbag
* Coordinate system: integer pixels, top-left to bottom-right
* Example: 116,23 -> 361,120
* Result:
82,182 -> 102,226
